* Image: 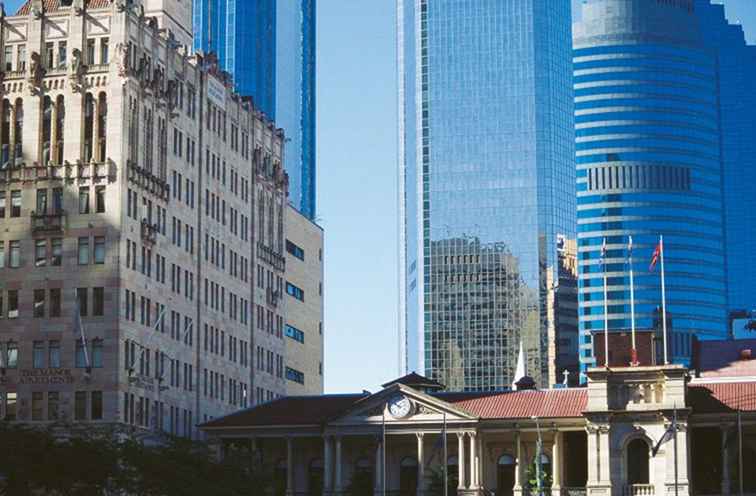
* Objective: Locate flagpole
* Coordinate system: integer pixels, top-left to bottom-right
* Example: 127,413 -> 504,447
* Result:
673,404 -> 678,496
738,409 -> 744,496
443,412 -> 448,496
603,252 -> 609,368
629,236 -> 637,365
660,235 -> 668,364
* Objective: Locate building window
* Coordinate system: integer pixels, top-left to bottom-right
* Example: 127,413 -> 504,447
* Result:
77,287 -> 88,316
7,290 -> 18,318
50,289 -> 61,318
10,190 -> 21,217
58,41 -> 66,69
92,339 -> 103,368
100,38 -> 109,64
35,239 -> 47,267
47,392 -> 59,420
78,237 -> 89,265
5,341 -> 18,368
49,340 -> 60,368
41,96 -> 52,164
285,324 -> 305,344
0,191 -> 5,217
33,289 -> 45,318
91,391 -> 103,420
286,282 -> 305,302
75,391 -> 87,420
51,238 -> 62,266
285,366 -> 305,385
33,341 -> 45,368
92,287 -> 104,316
286,240 -> 305,261
55,96 -> 65,164
79,186 -> 90,214
4,392 -> 17,420
9,240 -> 20,268
96,93 -> 107,161
95,186 -> 106,213
94,237 -> 105,264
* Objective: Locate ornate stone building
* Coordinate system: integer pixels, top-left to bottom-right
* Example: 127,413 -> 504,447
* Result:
0,0 -> 297,437
201,361 -> 756,496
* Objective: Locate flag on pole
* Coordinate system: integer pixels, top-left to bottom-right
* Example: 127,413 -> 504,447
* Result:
652,418 -> 676,456
600,237 -> 607,266
649,241 -> 661,271
73,291 -> 91,373
628,236 -> 633,260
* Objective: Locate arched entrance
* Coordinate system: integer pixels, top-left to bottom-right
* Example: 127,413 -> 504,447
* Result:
627,438 -> 650,485
309,458 -> 324,496
399,456 -> 418,496
349,457 -> 373,495
497,454 -> 516,496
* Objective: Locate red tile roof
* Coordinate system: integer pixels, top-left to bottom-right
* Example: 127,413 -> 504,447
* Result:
440,388 -> 588,419
200,394 -> 368,429
15,0 -> 111,16
688,382 -> 756,413
696,339 -> 756,378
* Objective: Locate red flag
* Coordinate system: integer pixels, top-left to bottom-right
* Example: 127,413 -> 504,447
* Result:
649,241 -> 661,271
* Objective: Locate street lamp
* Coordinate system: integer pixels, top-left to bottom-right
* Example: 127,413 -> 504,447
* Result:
531,416 -> 543,496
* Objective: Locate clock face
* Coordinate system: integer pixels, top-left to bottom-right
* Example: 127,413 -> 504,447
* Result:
388,394 -> 413,419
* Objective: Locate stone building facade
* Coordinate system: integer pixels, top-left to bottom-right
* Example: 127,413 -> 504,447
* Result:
0,0 -> 295,438
202,364 -> 756,496
283,204 -> 324,395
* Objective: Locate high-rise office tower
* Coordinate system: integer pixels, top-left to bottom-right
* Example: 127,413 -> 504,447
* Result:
695,0 -> 756,317
574,0 -> 728,373
193,0 -> 317,220
398,0 -> 576,390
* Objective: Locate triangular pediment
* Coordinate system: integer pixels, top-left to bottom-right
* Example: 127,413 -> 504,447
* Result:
328,384 -> 476,427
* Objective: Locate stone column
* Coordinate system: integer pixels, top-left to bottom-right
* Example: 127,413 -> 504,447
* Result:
457,432 -> 466,490
286,437 -> 294,496
721,425 -> 731,496
551,432 -> 562,496
598,425 -> 610,484
324,436 -> 332,494
416,433 -> 425,496
335,436 -> 343,494
514,432 -> 523,496
469,432 -> 477,489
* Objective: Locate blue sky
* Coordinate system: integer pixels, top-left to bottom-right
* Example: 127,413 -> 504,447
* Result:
4,0 -> 755,394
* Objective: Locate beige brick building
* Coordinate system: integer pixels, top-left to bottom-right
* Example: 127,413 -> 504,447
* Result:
284,204 -> 324,395
0,0 -> 300,438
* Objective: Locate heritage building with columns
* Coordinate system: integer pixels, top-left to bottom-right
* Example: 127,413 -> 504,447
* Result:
201,361 -> 756,496
0,0 -> 304,437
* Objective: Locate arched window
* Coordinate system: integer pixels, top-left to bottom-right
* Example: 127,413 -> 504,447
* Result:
83,93 -> 95,161
55,95 -> 65,164
13,98 -> 23,163
1,98 -> 10,167
399,457 -> 418,496
497,454 -> 516,496
97,92 -> 107,161
41,96 -> 52,165
627,438 -> 650,485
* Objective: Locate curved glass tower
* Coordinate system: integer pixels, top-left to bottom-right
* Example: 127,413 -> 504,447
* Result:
574,0 -> 728,373
398,0 -> 576,390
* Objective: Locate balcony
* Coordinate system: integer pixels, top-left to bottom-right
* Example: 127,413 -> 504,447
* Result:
141,219 -> 159,244
257,242 -> 286,272
31,210 -> 65,233
624,484 -> 654,496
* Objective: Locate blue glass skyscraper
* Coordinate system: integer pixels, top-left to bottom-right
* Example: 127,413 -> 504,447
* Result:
574,0 -> 729,373
193,0 -> 317,219
695,0 -> 756,317
398,0 -> 576,390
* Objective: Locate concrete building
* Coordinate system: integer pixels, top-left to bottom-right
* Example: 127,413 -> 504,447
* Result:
202,361 -> 756,496
283,204 -> 323,395
0,0 -> 291,437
